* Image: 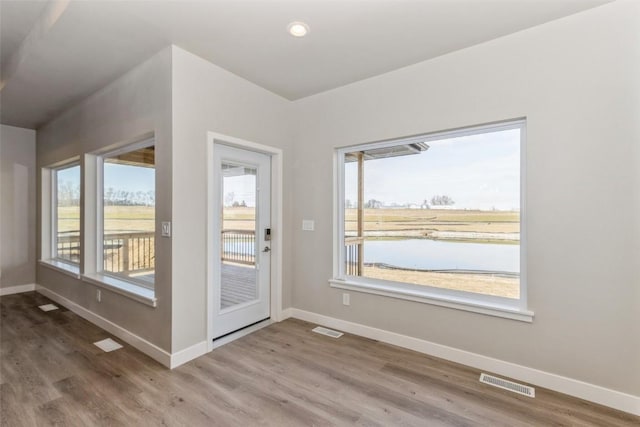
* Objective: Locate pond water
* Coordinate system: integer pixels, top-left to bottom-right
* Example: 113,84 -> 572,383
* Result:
363,239 -> 519,273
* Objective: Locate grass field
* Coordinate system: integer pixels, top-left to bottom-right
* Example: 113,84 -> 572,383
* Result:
57,206 -> 155,234
223,207 -> 255,231
59,206 -> 518,237
58,205 -> 254,233
365,266 -> 519,299
60,206 -> 519,239
346,208 -> 519,243
220,207 -> 520,242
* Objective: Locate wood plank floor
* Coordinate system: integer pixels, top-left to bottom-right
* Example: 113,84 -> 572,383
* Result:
221,263 -> 256,309
1,292 -> 638,426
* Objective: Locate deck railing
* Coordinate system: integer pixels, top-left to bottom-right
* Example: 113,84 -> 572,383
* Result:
56,232 -> 81,264
103,232 -> 155,274
56,229 -> 258,272
56,231 -> 155,275
221,230 -> 255,265
345,236 -> 364,276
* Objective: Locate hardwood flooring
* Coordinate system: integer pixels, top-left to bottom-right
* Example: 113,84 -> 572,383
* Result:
1,292 -> 638,426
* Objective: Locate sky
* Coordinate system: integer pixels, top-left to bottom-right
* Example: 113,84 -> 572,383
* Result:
62,129 -> 519,210
104,163 -> 155,193
57,164 -> 80,189
224,174 -> 257,207
62,162 -> 256,206
345,128 -> 521,211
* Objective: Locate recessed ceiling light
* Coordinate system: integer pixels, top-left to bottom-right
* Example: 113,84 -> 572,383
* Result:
287,21 -> 309,38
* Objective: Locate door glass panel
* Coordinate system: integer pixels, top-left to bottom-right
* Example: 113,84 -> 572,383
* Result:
220,162 -> 258,309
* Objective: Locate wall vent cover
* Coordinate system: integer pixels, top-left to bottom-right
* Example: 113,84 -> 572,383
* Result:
312,326 -> 344,338
479,373 -> 535,398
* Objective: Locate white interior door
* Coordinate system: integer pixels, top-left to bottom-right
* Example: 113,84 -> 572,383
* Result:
212,144 -> 271,339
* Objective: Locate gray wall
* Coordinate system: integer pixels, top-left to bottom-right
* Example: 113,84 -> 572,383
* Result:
36,47 -> 173,351
289,1 -> 640,396
171,47 -> 292,352
0,125 -> 36,288
33,45 -> 293,355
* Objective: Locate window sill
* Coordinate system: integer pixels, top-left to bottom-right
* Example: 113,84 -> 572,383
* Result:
329,278 -> 534,322
39,259 -> 81,279
81,273 -> 157,308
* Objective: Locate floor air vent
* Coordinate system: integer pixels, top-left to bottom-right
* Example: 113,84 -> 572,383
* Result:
94,338 -> 123,352
479,373 -> 535,398
312,326 -> 344,338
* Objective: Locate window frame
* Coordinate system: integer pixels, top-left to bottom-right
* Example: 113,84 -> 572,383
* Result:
331,119 -> 533,322
96,138 -> 156,290
39,158 -> 82,279
51,162 -> 82,265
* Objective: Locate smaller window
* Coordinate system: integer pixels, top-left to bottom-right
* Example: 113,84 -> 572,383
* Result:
53,164 -> 81,264
99,141 -> 155,289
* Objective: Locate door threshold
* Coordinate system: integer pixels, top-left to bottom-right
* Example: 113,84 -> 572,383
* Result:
211,317 -> 272,350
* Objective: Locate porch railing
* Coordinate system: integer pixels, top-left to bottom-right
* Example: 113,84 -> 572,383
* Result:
345,236 -> 364,276
56,231 -> 155,275
56,232 -> 81,264
103,232 -> 155,274
221,229 -> 255,265
56,229 -> 259,273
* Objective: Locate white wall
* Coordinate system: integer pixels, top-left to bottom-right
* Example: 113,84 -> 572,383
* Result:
290,0 -> 640,397
36,47 -> 173,351
170,46 -> 293,352
0,125 -> 36,289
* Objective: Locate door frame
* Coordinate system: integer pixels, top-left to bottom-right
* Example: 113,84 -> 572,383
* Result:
206,132 -> 284,351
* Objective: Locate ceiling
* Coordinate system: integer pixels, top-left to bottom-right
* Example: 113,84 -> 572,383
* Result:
0,0 -> 610,129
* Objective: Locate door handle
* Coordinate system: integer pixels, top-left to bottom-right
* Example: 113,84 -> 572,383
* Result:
262,246 -> 271,253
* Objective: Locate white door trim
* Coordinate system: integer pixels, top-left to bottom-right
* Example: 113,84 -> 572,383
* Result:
206,132 -> 284,351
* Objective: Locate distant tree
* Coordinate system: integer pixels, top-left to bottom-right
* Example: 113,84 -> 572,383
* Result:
102,185 -> 155,206
345,199 -> 353,208
58,181 -> 80,206
224,192 -> 235,207
105,187 -> 114,205
430,195 -> 455,206
365,199 -> 382,209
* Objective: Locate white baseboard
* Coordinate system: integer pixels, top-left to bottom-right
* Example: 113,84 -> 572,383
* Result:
0,283 -> 36,296
36,285 -> 172,368
280,307 -> 293,320
171,341 -> 208,369
289,308 -> 640,416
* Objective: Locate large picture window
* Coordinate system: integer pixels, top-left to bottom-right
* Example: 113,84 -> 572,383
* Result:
53,164 -> 81,264
100,141 -> 155,288
334,120 -> 529,319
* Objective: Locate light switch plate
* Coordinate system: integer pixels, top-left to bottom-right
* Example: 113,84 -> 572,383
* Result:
161,221 -> 171,237
302,220 -> 315,231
